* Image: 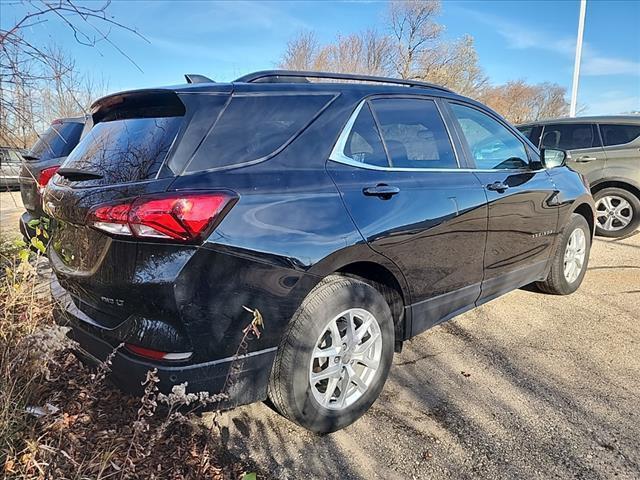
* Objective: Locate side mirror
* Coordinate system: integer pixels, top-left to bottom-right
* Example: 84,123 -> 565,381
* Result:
540,148 -> 567,169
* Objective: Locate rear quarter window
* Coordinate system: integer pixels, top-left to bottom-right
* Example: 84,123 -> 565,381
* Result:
185,93 -> 336,172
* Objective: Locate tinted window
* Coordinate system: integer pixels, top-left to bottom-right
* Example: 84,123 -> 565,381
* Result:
28,122 -> 83,162
370,98 -> 457,169
60,117 -> 182,186
517,125 -> 542,146
450,103 -> 528,170
600,124 -> 640,146
343,103 -> 388,167
187,94 -> 334,172
541,124 -> 596,150
518,126 -> 534,140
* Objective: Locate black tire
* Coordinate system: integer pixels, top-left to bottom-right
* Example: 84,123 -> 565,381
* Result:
593,187 -> 640,238
537,213 -> 591,295
268,275 -> 394,433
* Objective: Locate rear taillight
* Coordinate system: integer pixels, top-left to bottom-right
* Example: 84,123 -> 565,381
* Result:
87,192 -> 236,242
38,165 -> 60,191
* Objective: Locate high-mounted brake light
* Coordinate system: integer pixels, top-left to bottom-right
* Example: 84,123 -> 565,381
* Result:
86,192 -> 235,242
38,165 -> 60,191
125,343 -> 192,361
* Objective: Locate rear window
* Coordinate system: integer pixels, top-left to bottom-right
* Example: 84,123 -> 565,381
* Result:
59,116 -> 182,186
28,122 -> 83,162
541,124 -> 598,150
185,94 -> 335,172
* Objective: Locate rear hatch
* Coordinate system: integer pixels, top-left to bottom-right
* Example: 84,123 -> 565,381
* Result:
45,86 -> 232,329
20,119 -> 84,213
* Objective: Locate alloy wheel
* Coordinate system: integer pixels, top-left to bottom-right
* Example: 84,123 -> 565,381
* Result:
563,227 -> 587,283
309,308 -> 382,410
595,195 -> 633,232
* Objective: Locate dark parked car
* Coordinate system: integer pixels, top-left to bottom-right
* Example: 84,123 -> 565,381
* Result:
20,116 -> 90,243
518,116 -> 640,237
45,71 -> 595,433
0,147 -> 26,190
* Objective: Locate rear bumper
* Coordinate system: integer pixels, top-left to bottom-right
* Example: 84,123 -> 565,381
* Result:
52,276 -> 276,406
0,176 -> 20,188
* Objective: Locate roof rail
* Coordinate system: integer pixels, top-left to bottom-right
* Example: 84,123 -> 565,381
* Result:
184,74 -> 214,84
234,70 -> 452,92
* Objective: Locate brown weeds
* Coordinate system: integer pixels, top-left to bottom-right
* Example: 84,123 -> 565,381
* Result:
0,240 -> 260,479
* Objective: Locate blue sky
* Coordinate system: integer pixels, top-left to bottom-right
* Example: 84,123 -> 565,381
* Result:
2,0 -> 639,115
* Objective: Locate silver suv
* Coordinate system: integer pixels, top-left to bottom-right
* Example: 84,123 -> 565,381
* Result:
518,116 -> 640,237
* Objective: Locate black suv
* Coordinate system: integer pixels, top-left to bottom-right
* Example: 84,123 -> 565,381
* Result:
45,71 -> 595,433
20,117 -> 90,244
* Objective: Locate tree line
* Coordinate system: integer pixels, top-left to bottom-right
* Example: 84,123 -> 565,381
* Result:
279,0 -> 569,124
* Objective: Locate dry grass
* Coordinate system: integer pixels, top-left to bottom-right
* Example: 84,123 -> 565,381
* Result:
0,238 -> 262,479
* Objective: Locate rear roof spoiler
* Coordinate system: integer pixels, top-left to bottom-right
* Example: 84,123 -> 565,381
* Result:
184,74 -> 214,84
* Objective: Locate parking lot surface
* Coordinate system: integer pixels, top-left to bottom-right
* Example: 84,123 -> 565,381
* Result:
215,230 -> 640,479
0,190 -> 23,237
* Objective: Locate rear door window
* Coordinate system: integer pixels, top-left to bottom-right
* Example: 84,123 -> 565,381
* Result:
28,122 -> 83,161
599,124 -> 640,146
369,98 -> 457,169
59,116 -> 182,186
342,103 -> 389,167
541,124 -> 598,150
186,94 -> 335,172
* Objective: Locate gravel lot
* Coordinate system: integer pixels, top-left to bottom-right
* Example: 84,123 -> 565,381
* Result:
215,222 -> 640,479
2,190 -> 638,479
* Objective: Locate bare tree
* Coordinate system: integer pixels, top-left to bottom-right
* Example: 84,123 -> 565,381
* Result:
279,0 -> 486,94
0,0 -> 144,148
415,35 -> 488,97
480,81 -> 569,123
280,29 -> 392,77
387,0 -> 442,79
39,44 -> 109,120
279,31 -> 325,71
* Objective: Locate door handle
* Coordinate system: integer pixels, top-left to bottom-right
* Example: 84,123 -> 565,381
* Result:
363,184 -> 400,199
486,181 -> 509,192
575,156 -> 597,163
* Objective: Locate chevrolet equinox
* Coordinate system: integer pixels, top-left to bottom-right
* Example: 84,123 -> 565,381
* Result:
45,71 -> 595,433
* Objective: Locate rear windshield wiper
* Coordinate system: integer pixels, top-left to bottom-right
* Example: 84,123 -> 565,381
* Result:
22,154 -> 39,161
57,167 -> 103,181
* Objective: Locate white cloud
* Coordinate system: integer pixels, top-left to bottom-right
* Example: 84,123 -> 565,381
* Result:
581,56 -> 640,76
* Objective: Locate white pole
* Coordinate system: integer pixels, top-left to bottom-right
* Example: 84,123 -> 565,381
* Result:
570,0 -> 587,117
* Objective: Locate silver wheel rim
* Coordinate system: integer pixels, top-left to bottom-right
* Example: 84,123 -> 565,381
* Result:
309,308 -> 382,410
595,195 -> 633,232
563,227 -> 587,283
